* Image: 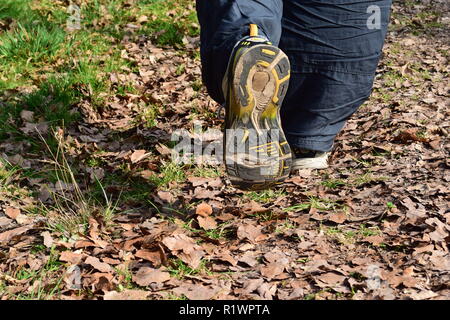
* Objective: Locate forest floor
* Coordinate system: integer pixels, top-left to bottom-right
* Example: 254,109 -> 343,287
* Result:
0,0 -> 449,300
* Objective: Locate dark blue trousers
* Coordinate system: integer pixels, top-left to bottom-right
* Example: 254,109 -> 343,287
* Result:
196,0 -> 392,152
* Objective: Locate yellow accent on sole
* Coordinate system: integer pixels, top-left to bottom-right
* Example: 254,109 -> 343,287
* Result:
250,24 -> 258,37
262,49 -> 276,56
257,60 -> 270,67
241,129 -> 250,143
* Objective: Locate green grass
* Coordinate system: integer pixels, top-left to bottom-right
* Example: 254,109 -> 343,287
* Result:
250,210 -> 279,222
321,224 -> 382,245
0,158 -> 18,190
0,0 -> 199,140
181,218 -> 233,241
115,266 -> 137,291
167,258 -> 211,279
0,0 -> 210,299
245,189 -> 287,203
353,172 -> 387,186
296,258 -> 310,264
134,0 -> 199,46
274,219 -> 296,234
0,0 -> 64,89
35,131 -> 119,237
0,0 -> 200,141
105,176 -> 152,204
149,161 -> 186,188
358,224 -> 381,237
0,22 -> 63,62
65,0 -> 199,46
386,202 -> 396,210
320,171 -> 387,190
191,165 -> 222,178
135,104 -> 159,128
390,4 -> 445,36
165,293 -> 188,300
284,196 -> 347,213
321,178 -> 347,189
0,158 -> 35,205
0,0 -> 202,237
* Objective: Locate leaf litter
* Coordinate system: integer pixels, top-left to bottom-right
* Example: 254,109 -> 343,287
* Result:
0,1 -> 449,300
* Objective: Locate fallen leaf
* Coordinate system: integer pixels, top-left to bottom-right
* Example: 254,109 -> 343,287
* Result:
162,233 -> 197,252
327,211 -> 347,224
27,257 -> 43,271
256,282 -> 277,300
242,201 -> 269,214
101,257 -> 121,265
188,177 -> 210,187
316,272 -> 346,287
4,207 -> 20,219
0,224 -> 34,242
104,289 -> 149,300
85,256 -> 113,273
197,216 -> 217,230
237,223 -> 264,243
264,251 -> 289,266
137,15 -> 148,23
130,150 -> 150,163
207,178 -> 223,188
20,110 -> 34,122
156,191 -> 175,203
162,233 -> 205,268
178,250 -> 205,270
95,274 -> 114,292
260,263 -> 284,279
238,243 -> 255,251
193,187 -> 220,199
74,240 -> 97,249
64,265 -> 82,290
41,231 -> 53,248
155,143 -> 171,155
0,216 -> 12,227
172,284 -> 219,300
88,217 -> 100,240
215,253 -> 237,266
135,249 -> 163,266
196,202 -> 213,217
132,267 -> 170,286
410,290 -> 439,300
240,278 -> 264,294
364,235 -> 384,246
60,251 -> 84,265
393,129 -> 428,143
238,252 -> 258,267
15,214 -> 31,224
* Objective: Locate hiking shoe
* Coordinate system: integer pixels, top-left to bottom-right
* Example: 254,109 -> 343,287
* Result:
291,148 -> 330,171
223,24 -> 292,190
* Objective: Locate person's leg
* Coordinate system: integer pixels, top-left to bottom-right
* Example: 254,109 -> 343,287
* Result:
196,1 -> 293,190
279,0 -> 392,159
196,0 -> 283,104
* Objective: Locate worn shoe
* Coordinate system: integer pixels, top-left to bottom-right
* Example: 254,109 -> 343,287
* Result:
223,24 -> 292,190
291,148 -> 330,171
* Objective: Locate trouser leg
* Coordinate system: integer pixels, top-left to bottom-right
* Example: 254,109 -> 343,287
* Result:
196,0 -> 283,104
279,0 -> 392,152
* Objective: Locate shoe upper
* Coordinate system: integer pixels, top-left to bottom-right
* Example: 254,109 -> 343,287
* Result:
291,147 -> 329,170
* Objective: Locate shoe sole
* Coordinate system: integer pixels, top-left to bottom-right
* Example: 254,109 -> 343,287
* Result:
291,162 -> 329,171
224,44 -> 292,190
